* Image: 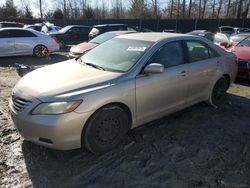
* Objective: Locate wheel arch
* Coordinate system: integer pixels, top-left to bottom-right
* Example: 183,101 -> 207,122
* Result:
81,102 -> 133,147
222,74 -> 231,89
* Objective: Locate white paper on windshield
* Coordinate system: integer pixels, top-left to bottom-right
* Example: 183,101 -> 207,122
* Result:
127,47 -> 147,52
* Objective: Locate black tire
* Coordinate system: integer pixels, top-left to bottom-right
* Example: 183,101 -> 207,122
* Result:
210,77 -> 229,106
33,45 -> 48,57
83,106 -> 129,154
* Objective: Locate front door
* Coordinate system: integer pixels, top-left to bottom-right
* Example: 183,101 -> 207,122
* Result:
136,41 -> 189,125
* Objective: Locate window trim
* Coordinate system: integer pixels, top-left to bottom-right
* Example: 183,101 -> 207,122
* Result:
184,40 -> 219,63
139,40 -> 186,75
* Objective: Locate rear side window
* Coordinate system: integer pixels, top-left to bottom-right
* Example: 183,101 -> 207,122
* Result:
0,30 -> 15,38
13,30 -> 37,37
149,41 -> 184,68
186,41 -> 210,62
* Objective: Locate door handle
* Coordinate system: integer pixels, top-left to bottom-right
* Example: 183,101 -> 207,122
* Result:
179,70 -> 186,76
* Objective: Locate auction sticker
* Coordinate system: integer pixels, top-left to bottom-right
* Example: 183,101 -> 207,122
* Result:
127,46 -> 147,52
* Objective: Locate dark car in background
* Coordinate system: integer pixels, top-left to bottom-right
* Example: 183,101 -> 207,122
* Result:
24,24 -> 43,32
50,25 -> 92,48
69,31 -> 136,57
88,24 -> 136,39
0,21 -> 24,28
187,30 -> 215,41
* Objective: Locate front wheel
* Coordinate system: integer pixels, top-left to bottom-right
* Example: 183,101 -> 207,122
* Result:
33,45 -> 48,57
83,106 -> 129,154
209,77 -> 229,106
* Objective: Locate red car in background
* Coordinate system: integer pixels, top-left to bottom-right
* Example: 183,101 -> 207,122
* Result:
231,36 -> 250,79
69,31 -> 135,58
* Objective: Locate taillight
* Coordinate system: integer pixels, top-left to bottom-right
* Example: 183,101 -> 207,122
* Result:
247,62 -> 250,70
53,37 -> 60,43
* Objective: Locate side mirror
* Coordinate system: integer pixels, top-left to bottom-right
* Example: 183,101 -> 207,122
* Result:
144,63 -> 164,74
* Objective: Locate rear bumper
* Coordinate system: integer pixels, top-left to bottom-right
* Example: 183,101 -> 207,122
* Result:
48,41 -> 60,53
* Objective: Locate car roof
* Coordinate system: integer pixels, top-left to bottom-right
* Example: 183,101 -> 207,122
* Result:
93,24 -> 127,27
106,30 -> 136,34
117,32 -> 194,42
66,25 -> 91,28
232,33 -> 250,37
0,27 -> 26,31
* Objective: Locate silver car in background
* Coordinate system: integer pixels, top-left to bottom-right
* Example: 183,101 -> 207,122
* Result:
9,33 -> 237,154
0,28 -> 59,57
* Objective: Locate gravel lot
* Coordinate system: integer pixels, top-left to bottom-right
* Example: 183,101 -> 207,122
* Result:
0,52 -> 250,188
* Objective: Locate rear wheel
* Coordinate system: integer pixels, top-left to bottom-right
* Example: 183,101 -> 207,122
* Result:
209,77 -> 229,106
83,106 -> 129,154
33,45 -> 48,57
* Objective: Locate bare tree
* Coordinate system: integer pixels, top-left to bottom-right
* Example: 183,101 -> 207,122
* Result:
212,0 -> 216,18
237,0 -> 243,19
188,0 -> 192,18
226,0 -> 231,16
217,0 -> 223,18
170,0 -> 174,18
201,0 -> 207,19
39,0 -> 43,19
198,0 -> 202,19
182,0 -> 186,18
177,0 -> 180,18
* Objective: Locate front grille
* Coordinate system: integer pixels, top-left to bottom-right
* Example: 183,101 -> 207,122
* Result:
12,96 -> 31,112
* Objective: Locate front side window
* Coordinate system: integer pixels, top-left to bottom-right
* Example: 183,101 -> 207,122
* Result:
149,41 -> 184,68
186,41 -> 210,62
78,38 -> 153,72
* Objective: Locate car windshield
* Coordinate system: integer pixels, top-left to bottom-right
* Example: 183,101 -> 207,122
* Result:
237,36 -> 250,47
59,26 -> 71,33
220,27 -> 234,34
78,38 -> 153,72
89,32 -> 117,44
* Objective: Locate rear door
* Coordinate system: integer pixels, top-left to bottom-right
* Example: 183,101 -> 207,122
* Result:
185,40 -> 221,103
0,30 -> 15,56
14,30 -> 38,55
78,27 -> 91,42
136,41 -> 189,124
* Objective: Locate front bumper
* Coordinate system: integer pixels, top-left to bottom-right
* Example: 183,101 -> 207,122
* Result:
9,98 -> 93,150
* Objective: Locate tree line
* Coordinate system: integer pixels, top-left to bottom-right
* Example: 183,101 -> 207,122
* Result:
0,0 -> 249,20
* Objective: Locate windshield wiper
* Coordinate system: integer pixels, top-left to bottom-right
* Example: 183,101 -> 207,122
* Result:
83,62 -> 105,71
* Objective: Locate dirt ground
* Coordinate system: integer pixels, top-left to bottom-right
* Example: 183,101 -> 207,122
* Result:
0,53 -> 250,188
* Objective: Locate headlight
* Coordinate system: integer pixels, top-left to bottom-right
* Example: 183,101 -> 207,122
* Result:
31,100 -> 82,115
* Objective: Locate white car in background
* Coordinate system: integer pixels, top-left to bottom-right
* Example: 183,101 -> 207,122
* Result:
0,28 -> 59,57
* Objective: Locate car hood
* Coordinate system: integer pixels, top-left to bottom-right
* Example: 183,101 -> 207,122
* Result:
70,42 -> 98,53
232,46 -> 250,60
13,59 -> 122,101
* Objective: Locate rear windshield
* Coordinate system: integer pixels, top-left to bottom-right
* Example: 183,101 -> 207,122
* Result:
78,38 -> 153,72
89,32 -> 118,44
